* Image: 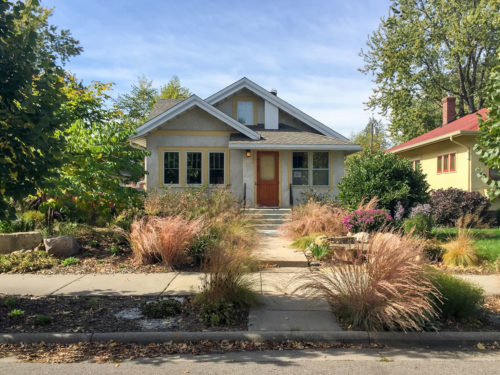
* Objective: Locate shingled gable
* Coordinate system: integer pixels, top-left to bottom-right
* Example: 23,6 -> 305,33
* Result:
205,77 -> 349,141
131,95 -> 260,141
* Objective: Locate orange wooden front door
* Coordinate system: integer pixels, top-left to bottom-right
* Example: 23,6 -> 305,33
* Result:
257,151 -> 279,207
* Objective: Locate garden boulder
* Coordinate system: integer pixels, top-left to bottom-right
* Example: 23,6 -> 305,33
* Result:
43,235 -> 79,257
353,232 -> 370,243
0,232 -> 43,254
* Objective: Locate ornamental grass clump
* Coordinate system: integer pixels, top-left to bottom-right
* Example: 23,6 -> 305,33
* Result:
281,200 -> 347,239
293,232 -> 440,331
442,229 -> 480,267
342,209 -> 393,233
128,216 -> 203,268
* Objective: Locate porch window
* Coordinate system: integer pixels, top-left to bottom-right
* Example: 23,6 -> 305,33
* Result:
209,152 -> 225,185
186,151 -> 202,185
236,101 -> 254,125
292,152 -> 309,185
163,151 -> 180,184
312,152 -> 329,186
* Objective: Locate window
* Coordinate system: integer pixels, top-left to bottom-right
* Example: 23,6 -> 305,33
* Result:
209,152 -> 225,185
163,152 -> 179,184
312,152 -> 329,186
186,152 -> 202,185
236,101 -> 254,125
412,160 -> 420,171
437,153 -> 456,174
292,152 -> 309,185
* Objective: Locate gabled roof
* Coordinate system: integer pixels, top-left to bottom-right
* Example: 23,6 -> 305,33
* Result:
388,108 -> 488,154
148,98 -> 184,120
131,95 -> 260,141
205,77 -> 349,141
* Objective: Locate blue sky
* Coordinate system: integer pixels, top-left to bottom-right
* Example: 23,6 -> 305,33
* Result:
43,0 -> 389,135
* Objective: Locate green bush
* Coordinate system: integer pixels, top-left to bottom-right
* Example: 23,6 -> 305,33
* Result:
109,245 -> 121,256
291,235 -> 320,250
141,299 -> 182,318
0,251 -> 59,273
199,299 -> 236,326
429,270 -> 484,320
35,314 -> 52,325
338,151 -> 429,213
309,243 -> 330,260
423,241 -> 445,262
8,309 -> 24,319
403,216 -> 432,238
113,207 -> 144,231
22,210 -> 45,229
4,297 -> 17,308
0,217 -> 35,233
60,257 -> 80,267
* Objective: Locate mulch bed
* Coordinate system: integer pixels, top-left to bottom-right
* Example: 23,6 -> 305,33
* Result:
0,295 -> 248,333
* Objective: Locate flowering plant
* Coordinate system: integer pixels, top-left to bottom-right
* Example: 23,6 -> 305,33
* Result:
342,209 -> 393,233
409,204 -> 432,219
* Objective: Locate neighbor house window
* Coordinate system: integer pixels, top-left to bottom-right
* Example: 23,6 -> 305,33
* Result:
236,101 -> 254,125
312,152 -> 329,186
164,152 -> 179,184
186,151 -> 202,185
412,160 -> 420,171
292,152 -> 309,185
437,153 -> 456,173
209,152 -> 225,185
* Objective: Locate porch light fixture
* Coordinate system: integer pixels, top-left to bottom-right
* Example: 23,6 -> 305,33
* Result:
246,150 -> 251,157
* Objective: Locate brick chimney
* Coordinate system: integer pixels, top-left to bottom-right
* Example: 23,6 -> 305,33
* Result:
442,96 -> 456,125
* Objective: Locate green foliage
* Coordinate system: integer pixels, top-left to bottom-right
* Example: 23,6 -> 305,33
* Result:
0,0 -> 82,218
60,257 -> 80,267
34,314 -> 52,325
423,240 -> 445,262
109,245 -> 121,256
429,270 -> 484,320
403,216 -> 432,238
338,151 -> 429,213
8,309 -> 24,319
0,251 -> 58,273
361,0 -> 499,143
199,299 -> 236,327
474,57 -> 500,200
115,75 -> 158,124
291,235 -> 320,251
0,217 -> 35,233
112,207 -> 144,231
22,211 -> 45,229
159,76 -> 191,99
4,297 -> 17,308
350,117 -> 388,152
309,243 -> 330,261
141,299 -> 182,319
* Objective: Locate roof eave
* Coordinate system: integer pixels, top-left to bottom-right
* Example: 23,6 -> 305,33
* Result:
388,130 -> 479,154
229,143 -> 363,151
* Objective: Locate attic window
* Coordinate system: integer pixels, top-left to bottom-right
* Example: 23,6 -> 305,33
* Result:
236,101 -> 254,125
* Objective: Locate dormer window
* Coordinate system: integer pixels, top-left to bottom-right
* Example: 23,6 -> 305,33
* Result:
236,101 -> 254,125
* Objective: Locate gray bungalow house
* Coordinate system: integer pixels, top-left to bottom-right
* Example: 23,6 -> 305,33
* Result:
129,78 -> 361,208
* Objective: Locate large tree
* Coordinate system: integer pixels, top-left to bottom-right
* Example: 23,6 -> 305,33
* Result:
159,75 -> 191,99
350,117 -> 389,152
0,0 -> 81,218
361,0 -> 499,143
115,75 -> 157,125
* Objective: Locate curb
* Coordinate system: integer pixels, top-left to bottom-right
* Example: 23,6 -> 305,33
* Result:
1,330 -> 499,346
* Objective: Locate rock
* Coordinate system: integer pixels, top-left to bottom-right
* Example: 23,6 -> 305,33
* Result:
43,235 -> 79,257
0,231 -> 43,254
353,232 -> 370,243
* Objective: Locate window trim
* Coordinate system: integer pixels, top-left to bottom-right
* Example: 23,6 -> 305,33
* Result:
312,151 -> 330,186
437,153 -> 456,174
208,151 -> 226,186
185,151 -> 203,186
412,160 -> 420,171
437,155 -> 442,173
163,150 -> 181,186
292,151 -> 309,186
449,153 -> 456,172
233,97 -> 258,125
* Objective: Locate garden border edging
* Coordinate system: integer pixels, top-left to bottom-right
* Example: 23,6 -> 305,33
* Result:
1,330 -> 499,347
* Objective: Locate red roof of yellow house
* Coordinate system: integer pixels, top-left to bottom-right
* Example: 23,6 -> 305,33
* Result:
388,108 -> 488,153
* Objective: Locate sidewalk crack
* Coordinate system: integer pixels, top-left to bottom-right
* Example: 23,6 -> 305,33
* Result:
158,273 -> 179,296
48,274 -> 87,295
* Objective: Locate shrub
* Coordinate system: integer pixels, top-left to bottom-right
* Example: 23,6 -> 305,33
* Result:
35,314 -> 52,325
8,309 -> 24,319
61,257 -> 80,267
281,200 -> 347,239
442,229 -> 480,267
0,251 -> 58,273
199,299 -> 236,326
109,245 -> 121,256
342,209 -> 393,233
430,188 -> 491,227
403,216 -> 432,238
290,235 -> 321,251
141,299 -> 182,318
4,297 -> 17,308
300,188 -> 337,206
428,270 -> 484,320
309,243 -> 330,261
22,210 -> 45,229
423,240 -> 445,262
128,216 -> 203,267
293,232 -> 439,331
113,207 -> 144,231
338,151 -> 429,213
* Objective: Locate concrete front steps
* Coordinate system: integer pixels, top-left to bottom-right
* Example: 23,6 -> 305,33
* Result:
244,208 -> 291,232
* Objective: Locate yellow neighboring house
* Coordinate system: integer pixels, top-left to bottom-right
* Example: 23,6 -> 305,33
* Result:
388,96 -> 499,210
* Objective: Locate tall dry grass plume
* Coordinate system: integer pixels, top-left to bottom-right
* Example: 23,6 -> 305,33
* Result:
356,196 -> 379,210
128,216 -> 203,267
281,200 -> 348,239
442,228 -> 479,267
292,232 -> 440,331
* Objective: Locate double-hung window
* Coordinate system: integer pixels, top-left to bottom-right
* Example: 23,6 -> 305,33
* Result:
236,101 -> 254,125
164,152 -> 180,185
292,152 -> 309,185
186,151 -> 202,185
312,152 -> 329,186
437,153 -> 456,173
209,152 -> 225,185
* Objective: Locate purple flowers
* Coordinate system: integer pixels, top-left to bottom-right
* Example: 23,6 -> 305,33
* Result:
343,209 -> 393,233
409,204 -> 432,219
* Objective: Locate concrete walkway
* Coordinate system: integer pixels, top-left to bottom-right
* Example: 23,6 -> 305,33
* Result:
252,232 -> 308,267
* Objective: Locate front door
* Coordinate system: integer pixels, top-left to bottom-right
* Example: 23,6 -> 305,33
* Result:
257,151 -> 279,207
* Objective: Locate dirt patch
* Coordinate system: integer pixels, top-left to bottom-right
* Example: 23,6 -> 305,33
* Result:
0,295 -> 248,333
